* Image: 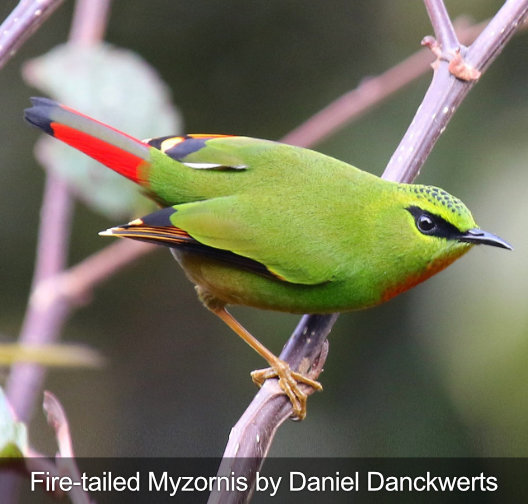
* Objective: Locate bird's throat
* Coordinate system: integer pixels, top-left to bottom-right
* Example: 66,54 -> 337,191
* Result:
380,249 -> 470,304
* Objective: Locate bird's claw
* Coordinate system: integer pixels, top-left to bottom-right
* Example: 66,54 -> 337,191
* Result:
251,359 -> 322,421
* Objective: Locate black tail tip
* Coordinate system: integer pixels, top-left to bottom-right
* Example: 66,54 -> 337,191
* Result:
24,97 -> 60,135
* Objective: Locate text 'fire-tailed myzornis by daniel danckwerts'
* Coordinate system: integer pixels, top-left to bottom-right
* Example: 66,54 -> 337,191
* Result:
24,97 -> 511,419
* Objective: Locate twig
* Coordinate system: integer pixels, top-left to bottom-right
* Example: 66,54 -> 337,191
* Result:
212,0 -> 528,501
2,395 -> 93,503
281,16 -> 486,149
465,0 -> 528,70
0,0 -> 64,70
5,173 -> 73,423
425,0 -> 459,52
30,240 -> 156,312
384,0 -> 528,182
43,391 -> 74,456
5,216 -> 154,424
69,0 -> 111,45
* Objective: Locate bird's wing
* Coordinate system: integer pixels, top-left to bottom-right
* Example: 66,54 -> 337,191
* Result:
102,207 -> 277,280
106,199 -> 337,286
173,196 -> 342,285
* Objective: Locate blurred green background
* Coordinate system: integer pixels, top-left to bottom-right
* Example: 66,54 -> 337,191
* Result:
1,0 -> 527,458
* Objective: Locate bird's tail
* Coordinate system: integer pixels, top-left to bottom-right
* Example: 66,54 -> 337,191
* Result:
24,97 -> 151,187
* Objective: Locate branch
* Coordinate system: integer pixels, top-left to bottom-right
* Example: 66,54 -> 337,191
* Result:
4,240 -> 154,422
466,0 -> 528,70
209,316 -> 333,504
280,16 -> 487,149
6,394 -> 94,504
384,0 -> 528,182
212,0 -> 528,501
5,172 -> 73,423
0,0 -> 64,70
43,391 -> 92,504
4,0 -> 147,429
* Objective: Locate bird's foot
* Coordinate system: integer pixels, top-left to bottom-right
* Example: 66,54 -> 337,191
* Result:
251,359 -> 322,421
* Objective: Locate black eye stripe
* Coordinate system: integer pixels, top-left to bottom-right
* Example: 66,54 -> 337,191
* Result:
406,206 -> 462,239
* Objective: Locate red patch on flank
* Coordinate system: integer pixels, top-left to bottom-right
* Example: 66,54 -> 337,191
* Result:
51,123 -> 146,183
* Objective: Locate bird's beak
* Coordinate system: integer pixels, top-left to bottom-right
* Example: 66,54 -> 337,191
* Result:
458,228 -> 512,250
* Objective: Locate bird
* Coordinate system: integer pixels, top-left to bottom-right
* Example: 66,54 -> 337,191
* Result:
24,97 -> 511,419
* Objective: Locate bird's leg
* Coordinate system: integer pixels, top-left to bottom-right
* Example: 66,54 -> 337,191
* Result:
214,307 -> 322,420
198,289 -> 321,420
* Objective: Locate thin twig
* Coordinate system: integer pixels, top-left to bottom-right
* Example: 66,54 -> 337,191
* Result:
384,0 -> 528,182
30,240 -> 156,312
281,16 -> 486,149
0,0 -> 64,70
68,0 -> 111,45
466,0 -> 528,70
280,48 -> 437,149
212,1 -> 528,501
5,173 -> 73,423
425,0 -> 460,52
5,217 -> 154,425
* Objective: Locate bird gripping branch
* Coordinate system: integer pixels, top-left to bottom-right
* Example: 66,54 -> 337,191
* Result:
24,97 -> 511,419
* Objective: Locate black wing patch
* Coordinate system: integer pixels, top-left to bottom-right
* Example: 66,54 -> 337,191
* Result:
102,218 -> 277,281
146,134 -> 247,170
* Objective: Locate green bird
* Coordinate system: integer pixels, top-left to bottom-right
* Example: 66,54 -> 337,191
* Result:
24,97 -> 511,419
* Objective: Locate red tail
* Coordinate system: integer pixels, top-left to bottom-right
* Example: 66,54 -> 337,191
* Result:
25,98 -> 151,186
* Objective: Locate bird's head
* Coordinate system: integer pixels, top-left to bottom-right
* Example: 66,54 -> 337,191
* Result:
372,183 -> 511,303
400,184 -> 510,249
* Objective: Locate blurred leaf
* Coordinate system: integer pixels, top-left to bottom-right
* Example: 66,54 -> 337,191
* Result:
0,343 -> 104,368
0,387 -> 28,458
23,42 -> 183,219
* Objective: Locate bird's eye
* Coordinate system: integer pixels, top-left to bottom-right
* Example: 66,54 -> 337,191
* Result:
407,206 -> 458,239
416,213 -> 437,234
